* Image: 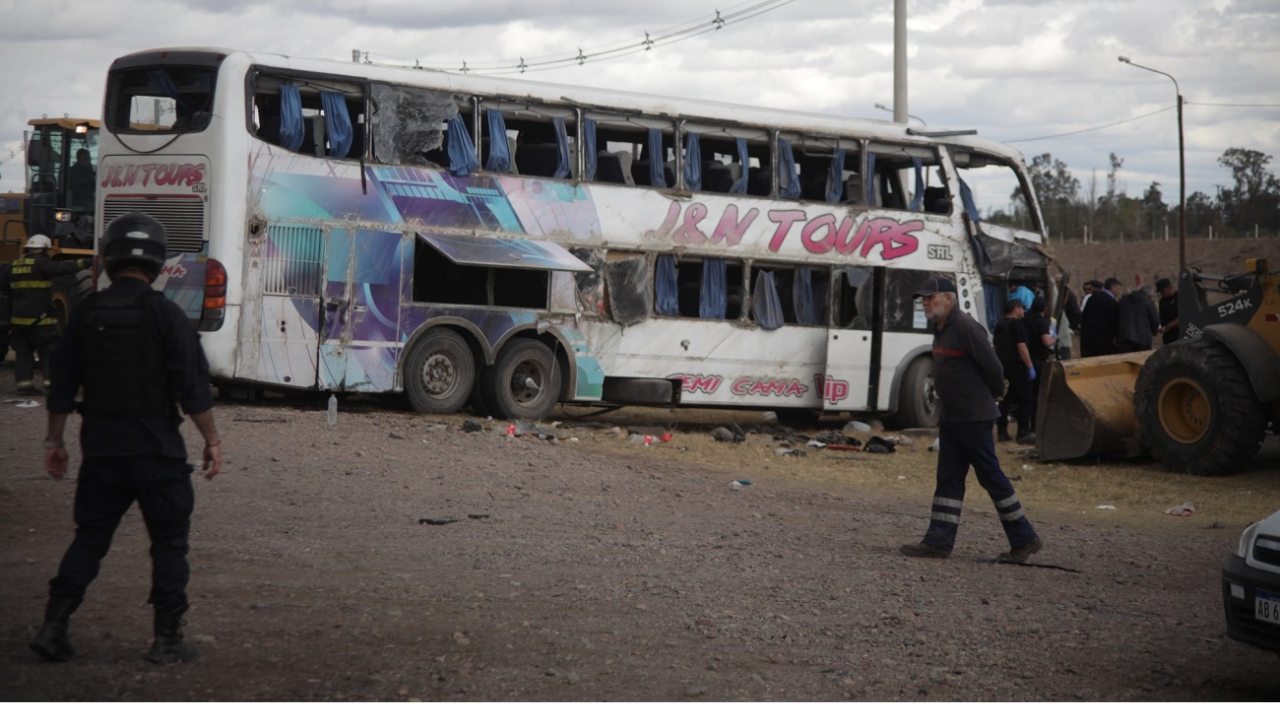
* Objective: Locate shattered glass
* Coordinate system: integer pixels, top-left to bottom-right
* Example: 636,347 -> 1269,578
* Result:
371,84 -> 460,166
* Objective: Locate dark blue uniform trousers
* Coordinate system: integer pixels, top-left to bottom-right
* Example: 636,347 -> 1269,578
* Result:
49,457 -> 195,613
923,420 -> 1039,551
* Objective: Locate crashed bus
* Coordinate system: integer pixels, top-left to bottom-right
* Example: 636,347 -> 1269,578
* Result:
95,47 -> 1050,421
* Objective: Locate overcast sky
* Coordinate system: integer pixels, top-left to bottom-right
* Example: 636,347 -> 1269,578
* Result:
1,0 -> 1277,217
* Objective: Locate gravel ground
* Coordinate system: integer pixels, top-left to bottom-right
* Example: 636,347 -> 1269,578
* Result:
2,368 -> 1278,702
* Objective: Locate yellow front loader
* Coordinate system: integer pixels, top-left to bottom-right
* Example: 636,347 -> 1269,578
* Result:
1037,258 -> 1280,476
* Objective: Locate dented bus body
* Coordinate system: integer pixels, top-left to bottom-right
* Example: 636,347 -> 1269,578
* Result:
95,47 -> 1050,422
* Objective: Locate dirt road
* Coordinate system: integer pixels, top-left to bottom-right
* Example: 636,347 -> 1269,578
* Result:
2,376 -> 1278,701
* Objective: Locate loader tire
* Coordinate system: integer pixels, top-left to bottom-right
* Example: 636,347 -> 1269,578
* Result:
1134,338 -> 1267,476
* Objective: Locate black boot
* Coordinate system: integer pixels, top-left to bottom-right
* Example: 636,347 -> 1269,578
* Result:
146,604 -> 199,664
30,596 -> 82,662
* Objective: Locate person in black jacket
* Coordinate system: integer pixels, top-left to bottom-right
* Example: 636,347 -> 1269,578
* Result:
29,213 -> 222,666
0,260 -> 11,364
993,299 -> 1033,443
1023,297 -> 1055,432
1079,277 -> 1121,357
900,277 -> 1042,564
1117,286 -> 1160,352
1156,278 -> 1180,345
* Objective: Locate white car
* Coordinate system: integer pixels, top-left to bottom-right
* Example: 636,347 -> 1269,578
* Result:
1223,509 -> 1280,656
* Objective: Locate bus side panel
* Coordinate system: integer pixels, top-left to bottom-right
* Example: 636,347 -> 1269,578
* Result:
584,320 -> 828,409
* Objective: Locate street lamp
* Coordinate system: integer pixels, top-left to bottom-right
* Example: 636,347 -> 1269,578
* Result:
1118,55 -> 1186,271
874,103 -> 926,126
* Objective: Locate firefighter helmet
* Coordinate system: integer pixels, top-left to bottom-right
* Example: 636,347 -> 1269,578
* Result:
103,212 -> 167,279
24,234 -> 52,250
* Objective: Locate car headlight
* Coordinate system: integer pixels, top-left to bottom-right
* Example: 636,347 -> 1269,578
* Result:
55,210 -> 72,222
1234,522 -> 1259,559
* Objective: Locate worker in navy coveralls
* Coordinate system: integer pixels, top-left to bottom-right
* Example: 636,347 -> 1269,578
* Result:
900,277 -> 1043,562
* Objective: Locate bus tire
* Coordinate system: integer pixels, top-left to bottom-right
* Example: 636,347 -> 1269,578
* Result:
1134,338 -> 1267,476
484,338 -> 562,420
404,328 -> 476,415
896,355 -> 940,428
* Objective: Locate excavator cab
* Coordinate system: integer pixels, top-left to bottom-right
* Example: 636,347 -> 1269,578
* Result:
1,118 -> 100,265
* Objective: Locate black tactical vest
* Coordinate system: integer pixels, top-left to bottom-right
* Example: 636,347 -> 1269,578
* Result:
78,290 -> 174,417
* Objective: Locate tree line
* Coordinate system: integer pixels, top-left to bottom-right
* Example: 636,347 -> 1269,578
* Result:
989,147 -> 1280,241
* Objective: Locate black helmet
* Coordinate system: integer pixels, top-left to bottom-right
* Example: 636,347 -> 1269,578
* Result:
103,212 -> 167,279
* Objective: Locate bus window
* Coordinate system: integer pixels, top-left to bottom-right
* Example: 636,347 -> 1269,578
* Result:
251,73 -> 364,158
586,113 -> 675,188
666,255 -> 743,320
886,268 -> 948,333
480,101 -> 576,179
781,133 -> 864,204
681,123 -> 770,195
866,143 -> 942,212
748,264 -> 830,327
837,267 -> 872,329
368,84 -> 466,166
107,66 -> 215,133
952,151 -> 1041,235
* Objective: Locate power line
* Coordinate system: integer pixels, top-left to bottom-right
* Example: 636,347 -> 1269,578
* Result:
1002,105 -> 1175,143
1187,101 -> 1280,108
364,0 -> 798,76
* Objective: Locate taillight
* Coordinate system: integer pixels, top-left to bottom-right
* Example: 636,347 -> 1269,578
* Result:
203,258 -> 227,309
199,258 -> 227,332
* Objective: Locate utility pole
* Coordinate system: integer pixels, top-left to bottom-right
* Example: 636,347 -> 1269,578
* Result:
893,0 -> 907,125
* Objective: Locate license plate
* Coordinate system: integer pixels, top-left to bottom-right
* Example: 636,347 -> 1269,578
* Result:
1257,589 -> 1280,626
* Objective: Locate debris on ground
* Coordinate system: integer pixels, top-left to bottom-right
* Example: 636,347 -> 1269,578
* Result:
863,436 -> 897,454
711,426 -> 746,443
461,420 -> 483,433
418,517 -> 459,525
1096,505 -> 1117,511
1164,502 -> 1197,517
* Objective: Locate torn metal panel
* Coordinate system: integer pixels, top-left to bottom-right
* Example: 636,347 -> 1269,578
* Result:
604,255 -> 652,326
570,247 -> 606,317
976,233 -> 1047,280
416,231 -> 592,272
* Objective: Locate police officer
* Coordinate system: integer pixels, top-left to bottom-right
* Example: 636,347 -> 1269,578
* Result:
30,212 -> 222,665
900,277 -> 1043,563
2,234 -> 89,393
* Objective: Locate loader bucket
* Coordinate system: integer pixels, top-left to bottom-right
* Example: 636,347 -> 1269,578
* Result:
1035,352 -> 1152,461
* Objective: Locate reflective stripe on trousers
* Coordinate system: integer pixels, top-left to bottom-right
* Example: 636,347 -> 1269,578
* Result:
922,420 -> 1038,551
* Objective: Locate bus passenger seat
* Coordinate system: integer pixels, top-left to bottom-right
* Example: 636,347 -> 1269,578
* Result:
923,187 -> 951,214
596,152 -> 627,184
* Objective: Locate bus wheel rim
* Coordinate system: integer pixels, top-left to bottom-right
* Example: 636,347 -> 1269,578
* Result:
1158,377 -> 1210,444
422,354 -> 456,396
510,360 -> 544,405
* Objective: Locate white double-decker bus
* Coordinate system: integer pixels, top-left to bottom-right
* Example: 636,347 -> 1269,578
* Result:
95,47 -> 1050,424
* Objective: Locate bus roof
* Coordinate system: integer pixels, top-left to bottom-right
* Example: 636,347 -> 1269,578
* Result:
113,47 -> 1026,164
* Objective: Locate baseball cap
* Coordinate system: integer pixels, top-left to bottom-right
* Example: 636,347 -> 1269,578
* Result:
913,276 -> 957,298
1155,278 -> 1172,291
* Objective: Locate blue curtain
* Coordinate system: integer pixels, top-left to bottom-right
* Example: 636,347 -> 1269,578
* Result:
866,152 -> 877,205
278,86 -> 304,152
908,158 -> 925,211
793,267 -> 819,325
447,115 -> 479,176
484,110 -> 510,173
584,118 -> 597,181
777,139 -> 800,199
683,132 -> 701,190
729,138 -> 749,194
552,117 -> 571,179
959,177 -> 982,223
700,258 -> 727,320
753,271 -> 784,330
825,149 -> 846,203
655,255 -> 679,316
647,128 -> 667,188
320,91 -> 353,158
983,281 -> 1003,331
